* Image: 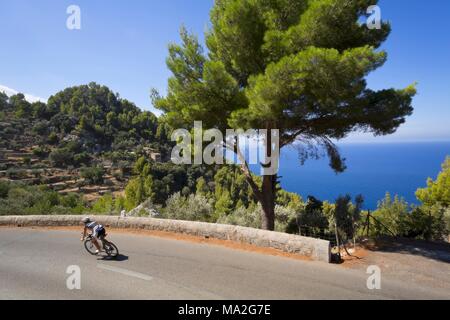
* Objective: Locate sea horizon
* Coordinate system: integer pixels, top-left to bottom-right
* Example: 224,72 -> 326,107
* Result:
273,141 -> 450,210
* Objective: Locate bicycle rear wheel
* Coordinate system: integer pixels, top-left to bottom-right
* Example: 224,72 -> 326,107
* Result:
103,240 -> 119,258
84,239 -> 98,255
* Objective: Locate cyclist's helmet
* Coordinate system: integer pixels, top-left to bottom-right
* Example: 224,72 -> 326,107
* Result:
81,217 -> 91,224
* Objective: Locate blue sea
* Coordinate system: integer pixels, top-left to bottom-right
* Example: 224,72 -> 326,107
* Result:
266,142 -> 450,210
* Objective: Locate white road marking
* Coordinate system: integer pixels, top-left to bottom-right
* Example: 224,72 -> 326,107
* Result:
97,264 -> 153,281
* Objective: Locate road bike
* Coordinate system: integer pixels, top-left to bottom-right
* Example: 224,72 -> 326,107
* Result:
83,233 -> 119,258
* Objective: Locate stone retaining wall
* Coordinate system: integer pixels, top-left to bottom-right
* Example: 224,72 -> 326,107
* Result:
0,215 -> 331,262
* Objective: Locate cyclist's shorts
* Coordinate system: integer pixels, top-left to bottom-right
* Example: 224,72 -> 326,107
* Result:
93,225 -> 106,238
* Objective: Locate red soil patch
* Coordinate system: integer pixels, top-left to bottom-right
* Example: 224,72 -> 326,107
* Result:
339,247 -> 372,268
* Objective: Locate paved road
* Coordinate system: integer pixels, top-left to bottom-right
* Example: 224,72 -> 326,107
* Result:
0,228 -> 448,299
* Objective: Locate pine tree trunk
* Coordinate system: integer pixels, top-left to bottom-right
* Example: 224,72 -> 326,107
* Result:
232,126 -> 278,231
260,174 -> 276,231
260,124 -> 277,231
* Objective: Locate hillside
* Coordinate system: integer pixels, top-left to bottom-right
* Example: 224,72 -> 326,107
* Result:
0,83 -> 172,202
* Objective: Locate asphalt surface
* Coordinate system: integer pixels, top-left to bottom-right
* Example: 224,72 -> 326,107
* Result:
0,228 -> 448,299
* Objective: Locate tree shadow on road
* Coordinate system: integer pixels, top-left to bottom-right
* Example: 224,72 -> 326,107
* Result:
362,237 -> 450,264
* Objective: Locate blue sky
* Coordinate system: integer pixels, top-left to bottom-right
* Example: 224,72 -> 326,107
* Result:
0,0 -> 449,142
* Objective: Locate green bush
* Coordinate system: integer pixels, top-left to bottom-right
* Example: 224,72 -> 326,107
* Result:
80,166 -> 105,185
404,205 -> 448,241
373,193 -> 410,236
416,157 -> 450,207
162,193 -> 215,222
0,184 -> 87,216
0,181 -> 11,198
32,121 -> 50,135
48,132 -> 58,145
124,176 -> 153,210
297,196 -> 329,232
91,194 -> 115,214
334,195 -> 364,243
372,192 -> 448,241
6,168 -> 28,179
217,204 -> 262,229
22,156 -> 31,166
60,193 -> 85,209
415,157 -> 450,238
49,148 -> 74,167
33,146 -> 49,158
30,169 -> 43,178
74,152 -> 91,165
274,205 -> 298,233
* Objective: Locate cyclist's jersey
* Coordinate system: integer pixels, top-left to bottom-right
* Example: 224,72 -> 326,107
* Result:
85,221 -> 105,238
85,221 -> 98,230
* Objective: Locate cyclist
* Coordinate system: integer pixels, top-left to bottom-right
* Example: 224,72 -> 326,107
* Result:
80,217 -> 106,255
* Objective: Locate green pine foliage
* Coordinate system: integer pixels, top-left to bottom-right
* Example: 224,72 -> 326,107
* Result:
153,0 -> 416,230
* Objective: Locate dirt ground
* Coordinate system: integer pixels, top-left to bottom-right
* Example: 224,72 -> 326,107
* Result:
341,237 -> 450,290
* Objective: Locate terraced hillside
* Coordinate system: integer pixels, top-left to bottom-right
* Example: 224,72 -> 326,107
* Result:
0,83 -> 171,203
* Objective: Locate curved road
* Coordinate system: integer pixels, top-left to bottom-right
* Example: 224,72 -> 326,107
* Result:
0,228 -> 448,299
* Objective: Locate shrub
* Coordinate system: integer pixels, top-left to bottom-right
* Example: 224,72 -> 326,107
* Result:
181,186 -> 191,197
32,121 -> 49,135
416,156 -> 450,207
124,176 -> 153,210
80,166 -> 105,185
0,184 -> 88,215
195,177 -> 210,196
60,193 -> 85,209
405,205 -> 448,241
297,196 -> 329,232
33,146 -> 49,158
274,205 -> 298,233
48,132 -> 58,144
74,152 -> 91,165
6,168 -> 28,179
49,148 -> 74,167
9,139 -> 19,150
3,127 -> 15,135
22,156 -> 31,166
373,193 -> 410,236
92,194 -> 115,214
7,187 -> 38,209
214,190 -> 233,216
217,204 -> 262,229
0,181 -> 11,198
114,196 -> 126,213
162,193 -> 214,222
416,157 -> 450,237
334,195 -> 364,244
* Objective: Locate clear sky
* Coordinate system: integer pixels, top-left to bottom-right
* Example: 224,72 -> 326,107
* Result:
0,0 -> 449,143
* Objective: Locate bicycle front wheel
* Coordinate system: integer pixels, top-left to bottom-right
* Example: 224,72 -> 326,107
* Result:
84,239 -> 98,255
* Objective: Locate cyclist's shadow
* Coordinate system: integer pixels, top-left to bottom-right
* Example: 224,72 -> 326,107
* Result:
97,254 -> 129,262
